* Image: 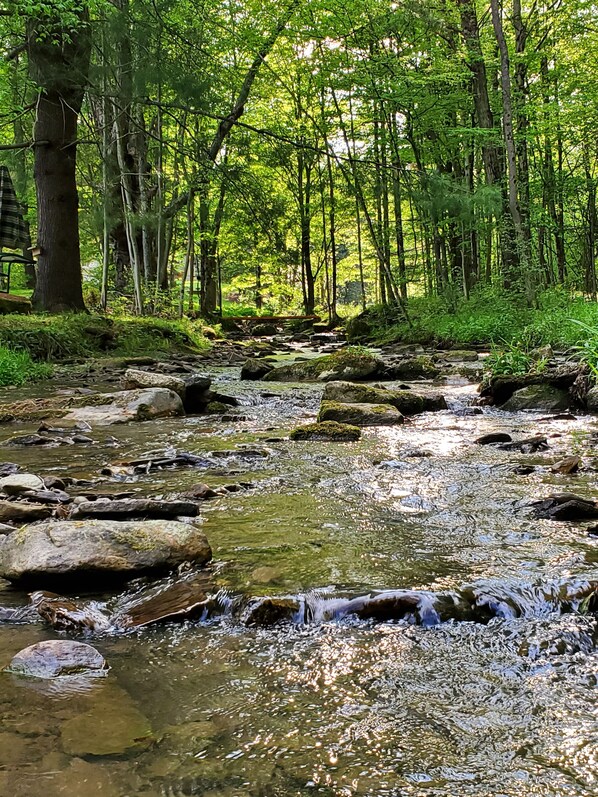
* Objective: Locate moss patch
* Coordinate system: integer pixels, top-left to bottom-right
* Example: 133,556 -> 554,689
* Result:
289,421 -> 361,441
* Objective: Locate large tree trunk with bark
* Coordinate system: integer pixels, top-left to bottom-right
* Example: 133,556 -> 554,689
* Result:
27,8 -> 91,312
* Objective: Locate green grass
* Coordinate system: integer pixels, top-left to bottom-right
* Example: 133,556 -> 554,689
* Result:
0,347 -> 52,386
0,315 -> 210,361
370,288 -> 598,350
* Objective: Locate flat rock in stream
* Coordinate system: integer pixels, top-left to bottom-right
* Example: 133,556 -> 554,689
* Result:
63,388 -> 184,425
70,498 -> 199,520
0,499 -> 52,523
318,400 -> 404,427
322,381 -> 446,415
114,572 -> 215,628
0,519 -> 212,585
122,368 -> 186,398
5,640 -> 108,678
0,473 -> 44,495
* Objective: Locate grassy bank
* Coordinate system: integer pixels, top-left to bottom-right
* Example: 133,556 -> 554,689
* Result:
0,315 -> 210,362
360,289 -> 598,351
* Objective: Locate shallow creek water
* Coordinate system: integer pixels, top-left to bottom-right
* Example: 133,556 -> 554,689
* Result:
0,354 -> 596,797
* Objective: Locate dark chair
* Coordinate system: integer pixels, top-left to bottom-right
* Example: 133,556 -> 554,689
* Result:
0,253 -> 34,293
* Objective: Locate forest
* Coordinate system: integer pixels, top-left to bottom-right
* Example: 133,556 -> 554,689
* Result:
1,0 -> 597,331
0,3 -> 597,795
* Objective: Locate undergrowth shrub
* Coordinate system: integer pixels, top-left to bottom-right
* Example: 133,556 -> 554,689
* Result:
0,347 -> 52,386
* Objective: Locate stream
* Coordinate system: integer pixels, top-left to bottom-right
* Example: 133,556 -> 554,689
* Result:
0,346 -> 596,797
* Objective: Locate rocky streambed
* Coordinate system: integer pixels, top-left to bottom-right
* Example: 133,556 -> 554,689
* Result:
0,339 -> 596,796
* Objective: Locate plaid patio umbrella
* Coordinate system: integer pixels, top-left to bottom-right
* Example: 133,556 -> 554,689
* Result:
0,165 -> 30,250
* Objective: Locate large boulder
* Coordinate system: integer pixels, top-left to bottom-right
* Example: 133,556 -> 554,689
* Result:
322,381 -> 446,415
0,519 -> 212,585
122,368 -> 186,398
264,348 -> 383,383
63,388 -> 184,425
500,384 -> 570,412
318,400 -> 404,426
5,640 -> 108,678
182,374 -> 212,413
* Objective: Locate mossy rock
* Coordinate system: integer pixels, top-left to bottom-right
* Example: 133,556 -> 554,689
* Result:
500,384 -> 570,412
346,313 -> 373,342
386,355 -> 440,380
322,380 -> 428,415
318,400 -> 404,427
205,401 -> 229,414
290,420 -> 361,442
264,347 -> 382,383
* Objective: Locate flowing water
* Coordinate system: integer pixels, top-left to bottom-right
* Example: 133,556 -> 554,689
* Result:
0,353 -> 596,797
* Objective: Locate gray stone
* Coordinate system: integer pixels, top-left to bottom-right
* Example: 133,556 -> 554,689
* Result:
63,387 -> 184,425
70,498 -> 199,520
0,474 -> 44,495
122,368 -> 186,398
586,386 -> 598,413
318,400 -> 404,426
6,640 -> 108,678
241,358 -> 274,380
500,384 -> 570,412
0,519 -> 212,585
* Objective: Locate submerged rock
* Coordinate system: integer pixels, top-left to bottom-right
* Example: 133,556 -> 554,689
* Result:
60,683 -> 153,756
500,384 -> 570,412
6,640 -> 108,678
322,381 -> 446,415
318,400 -> 404,427
289,421 -> 361,442
0,519 -> 212,585
498,434 -> 548,452
264,348 -> 383,383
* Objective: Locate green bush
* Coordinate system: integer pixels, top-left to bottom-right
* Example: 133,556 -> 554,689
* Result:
0,347 -> 52,386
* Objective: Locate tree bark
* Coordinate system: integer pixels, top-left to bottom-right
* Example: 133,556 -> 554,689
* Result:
27,8 -> 91,312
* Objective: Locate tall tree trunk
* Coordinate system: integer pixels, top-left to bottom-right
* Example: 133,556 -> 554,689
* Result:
27,8 -> 91,311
